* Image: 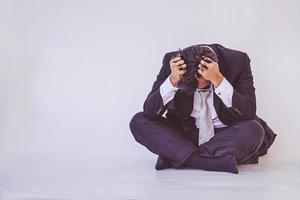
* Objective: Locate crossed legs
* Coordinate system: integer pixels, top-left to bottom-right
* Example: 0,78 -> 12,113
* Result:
129,112 -> 264,173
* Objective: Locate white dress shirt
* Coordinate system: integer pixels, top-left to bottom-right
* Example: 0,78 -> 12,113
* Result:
159,76 -> 234,128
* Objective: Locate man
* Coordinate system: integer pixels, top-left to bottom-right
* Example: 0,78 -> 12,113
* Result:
129,43 -> 276,174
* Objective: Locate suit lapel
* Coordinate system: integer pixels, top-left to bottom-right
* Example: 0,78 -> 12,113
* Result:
174,90 -> 194,119
213,92 -> 221,116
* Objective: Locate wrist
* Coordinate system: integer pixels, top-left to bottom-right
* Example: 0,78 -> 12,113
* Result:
212,74 -> 224,88
169,75 -> 179,87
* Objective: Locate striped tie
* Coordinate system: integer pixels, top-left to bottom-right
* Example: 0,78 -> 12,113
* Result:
198,84 -> 215,145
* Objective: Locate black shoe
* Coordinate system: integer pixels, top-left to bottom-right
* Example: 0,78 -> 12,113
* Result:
155,156 -> 172,170
226,155 -> 239,174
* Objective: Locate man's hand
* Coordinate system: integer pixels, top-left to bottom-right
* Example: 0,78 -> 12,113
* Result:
169,55 -> 187,87
198,56 -> 224,88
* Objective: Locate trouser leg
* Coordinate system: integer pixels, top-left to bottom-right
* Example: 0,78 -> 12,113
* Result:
129,112 -> 198,168
198,120 -> 265,164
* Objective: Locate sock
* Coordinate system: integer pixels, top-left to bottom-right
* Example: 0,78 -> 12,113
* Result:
184,151 -> 238,174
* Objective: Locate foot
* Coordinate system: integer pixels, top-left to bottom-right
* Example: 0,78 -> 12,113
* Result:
155,156 -> 172,170
224,155 -> 239,174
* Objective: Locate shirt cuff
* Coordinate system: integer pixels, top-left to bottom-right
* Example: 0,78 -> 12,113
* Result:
160,76 -> 179,105
214,77 -> 233,107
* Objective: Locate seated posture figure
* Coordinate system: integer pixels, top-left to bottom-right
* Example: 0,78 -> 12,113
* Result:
130,44 -> 277,174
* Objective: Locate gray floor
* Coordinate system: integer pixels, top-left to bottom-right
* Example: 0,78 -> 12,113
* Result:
0,146 -> 299,200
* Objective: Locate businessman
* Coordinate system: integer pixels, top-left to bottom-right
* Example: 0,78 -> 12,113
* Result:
129,44 -> 276,174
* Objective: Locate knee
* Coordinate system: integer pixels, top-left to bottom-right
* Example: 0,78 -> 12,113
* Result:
129,112 -> 147,140
243,120 -> 265,143
129,112 -> 145,131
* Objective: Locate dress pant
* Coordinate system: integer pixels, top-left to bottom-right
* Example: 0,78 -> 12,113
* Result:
129,112 -> 265,168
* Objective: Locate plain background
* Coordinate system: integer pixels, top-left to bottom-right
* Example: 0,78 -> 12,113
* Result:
1,0 -> 300,163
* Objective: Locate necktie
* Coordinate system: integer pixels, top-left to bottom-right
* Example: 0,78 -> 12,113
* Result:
198,84 -> 215,145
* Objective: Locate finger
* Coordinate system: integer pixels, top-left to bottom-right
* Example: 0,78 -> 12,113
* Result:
198,63 -> 207,71
179,69 -> 187,75
171,56 -> 181,62
202,56 -> 213,63
198,64 -> 203,71
200,60 -> 209,68
175,60 -> 185,66
170,61 -> 182,69
179,64 -> 187,69
198,69 -> 204,76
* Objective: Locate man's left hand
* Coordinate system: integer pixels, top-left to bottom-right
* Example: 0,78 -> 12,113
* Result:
198,56 -> 224,88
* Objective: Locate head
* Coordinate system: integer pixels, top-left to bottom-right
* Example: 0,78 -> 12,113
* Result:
177,44 -> 219,92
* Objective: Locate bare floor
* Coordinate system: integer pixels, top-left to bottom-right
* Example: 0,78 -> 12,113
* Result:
0,151 -> 299,200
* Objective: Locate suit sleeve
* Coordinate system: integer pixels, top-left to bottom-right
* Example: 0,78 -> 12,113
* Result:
214,77 -> 234,107
160,75 -> 179,105
143,53 -> 172,120
220,53 -> 257,123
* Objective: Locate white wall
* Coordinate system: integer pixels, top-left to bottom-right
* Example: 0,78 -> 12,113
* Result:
0,0 -> 299,159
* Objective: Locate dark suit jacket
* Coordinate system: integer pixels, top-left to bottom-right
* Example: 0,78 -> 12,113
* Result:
143,43 -> 277,159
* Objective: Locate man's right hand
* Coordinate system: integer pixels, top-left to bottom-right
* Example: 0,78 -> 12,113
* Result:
169,55 -> 187,87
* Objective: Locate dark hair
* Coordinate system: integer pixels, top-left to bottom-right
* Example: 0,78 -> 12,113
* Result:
177,44 -> 219,92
